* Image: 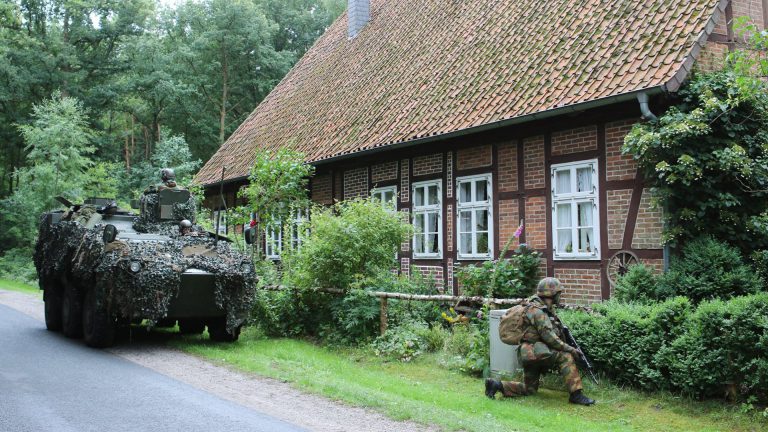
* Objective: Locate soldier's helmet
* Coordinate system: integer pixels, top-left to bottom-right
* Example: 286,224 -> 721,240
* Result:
161,168 -> 176,182
536,277 -> 563,300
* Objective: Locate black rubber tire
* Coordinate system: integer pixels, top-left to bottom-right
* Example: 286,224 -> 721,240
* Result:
61,284 -> 83,338
44,285 -> 63,331
82,288 -> 116,348
206,318 -> 241,342
178,319 -> 205,335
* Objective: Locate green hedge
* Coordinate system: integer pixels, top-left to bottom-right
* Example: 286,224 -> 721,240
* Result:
562,293 -> 768,402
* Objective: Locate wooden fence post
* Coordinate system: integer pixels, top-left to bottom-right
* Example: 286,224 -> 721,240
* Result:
379,296 -> 388,336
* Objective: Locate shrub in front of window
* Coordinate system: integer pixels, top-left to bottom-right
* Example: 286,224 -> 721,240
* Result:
456,243 -> 541,299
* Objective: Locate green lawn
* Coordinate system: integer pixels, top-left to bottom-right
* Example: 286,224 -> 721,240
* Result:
0,278 -> 40,296
174,328 -> 768,432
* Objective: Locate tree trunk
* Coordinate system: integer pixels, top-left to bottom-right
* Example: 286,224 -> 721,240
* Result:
219,52 -> 228,145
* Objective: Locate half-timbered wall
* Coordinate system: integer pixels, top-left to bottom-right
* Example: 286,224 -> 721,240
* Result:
204,103 -> 666,304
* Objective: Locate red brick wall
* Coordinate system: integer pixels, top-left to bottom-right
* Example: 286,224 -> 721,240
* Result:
732,0 -> 764,29
371,161 -> 398,184
632,188 -> 664,249
343,167 -> 368,199
607,189 -> 633,249
523,136 -> 545,189
698,41 -> 728,72
401,208 -> 410,252
498,141 -> 518,192
551,126 -> 597,156
447,258 -> 455,294
555,268 -> 602,305
457,145 -> 492,170
412,265 -> 444,291
400,159 -> 410,202
605,119 -> 637,181
413,153 -> 443,176
524,196 -> 546,249
310,173 -> 333,205
400,257 -> 410,276
498,199 -> 520,250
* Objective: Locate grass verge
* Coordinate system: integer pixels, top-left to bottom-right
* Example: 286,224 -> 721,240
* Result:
173,327 -> 767,432
0,278 -> 40,296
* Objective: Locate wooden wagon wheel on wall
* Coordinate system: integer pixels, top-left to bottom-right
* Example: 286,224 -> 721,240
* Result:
607,250 -> 640,288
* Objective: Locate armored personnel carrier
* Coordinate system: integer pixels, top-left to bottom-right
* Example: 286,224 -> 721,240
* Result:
34,171 -> 256,347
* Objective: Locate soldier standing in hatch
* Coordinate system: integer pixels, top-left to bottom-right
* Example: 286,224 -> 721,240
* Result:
485,277 -> 596,406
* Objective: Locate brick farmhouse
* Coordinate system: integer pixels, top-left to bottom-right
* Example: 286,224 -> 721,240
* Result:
195,0 -> 766,303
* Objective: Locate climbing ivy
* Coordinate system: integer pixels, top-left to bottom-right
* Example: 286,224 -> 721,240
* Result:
622,27 -> 768,252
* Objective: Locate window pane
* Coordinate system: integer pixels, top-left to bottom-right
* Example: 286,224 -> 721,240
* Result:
427,185 -> 439,205
460,233 -> 472,254
427,234 -> 438,254
459,211 -> 472,233
475,180 -> 488,202
414,234 -> 424,253
475,209 -> 488,231
556,204 -> 571,228
556,170 -> 571,195
577,202 -> 593,227
428,212 -> 438,234
557,229 -> 573,253
414,187 -> 424,207
459,182 -> 471,203
414,213 -> 425,233
577,167 -> 593,193
384,191 -> 394,203
477,233 -> 489,255
578,228 -> 594,253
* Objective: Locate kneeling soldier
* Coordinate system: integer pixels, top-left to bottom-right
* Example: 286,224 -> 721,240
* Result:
485,277 -> 595,405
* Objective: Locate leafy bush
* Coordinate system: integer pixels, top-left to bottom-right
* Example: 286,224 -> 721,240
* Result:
0,247 -> 38,284
457,244 -> 541,298
284,198 -> 411,291
613,264 -> 660,304
562,293 -> 768,403
658,237 -> 762,303
751,250 -> 768,286
562,297 -> 692,391
372,322 -> 428,362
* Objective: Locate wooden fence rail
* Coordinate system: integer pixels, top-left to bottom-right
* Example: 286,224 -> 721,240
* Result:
261,285 -> 529,335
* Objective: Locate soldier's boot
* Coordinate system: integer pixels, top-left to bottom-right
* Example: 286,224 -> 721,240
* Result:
568,390 -> 595,406
485,378 -> 504,399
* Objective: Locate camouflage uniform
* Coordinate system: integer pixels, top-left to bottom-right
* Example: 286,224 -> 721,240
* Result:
500,295 -> 583,395
486,277 -> 595,405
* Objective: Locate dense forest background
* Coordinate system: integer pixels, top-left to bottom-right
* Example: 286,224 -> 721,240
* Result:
0,0 -> 345,280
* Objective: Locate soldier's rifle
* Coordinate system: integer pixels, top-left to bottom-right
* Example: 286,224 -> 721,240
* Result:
560,322 -> 599,385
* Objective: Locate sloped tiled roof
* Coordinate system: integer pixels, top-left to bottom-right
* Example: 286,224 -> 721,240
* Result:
197,0 -> 725,186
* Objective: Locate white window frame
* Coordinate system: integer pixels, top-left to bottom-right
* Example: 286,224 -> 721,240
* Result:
551,159 -> 600,260
371,186 -> 397,212
264,223 -> 282,260
289,209 -> 309,250
456,174 -> 494,260
411,180 -> 442,259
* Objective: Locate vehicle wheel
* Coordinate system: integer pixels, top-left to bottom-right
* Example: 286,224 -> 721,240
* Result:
44,285 -> 63,331
61,284 -> 83,338
179,319 -> 205,335
82,288 -> 116,348
207,318 -> 241,342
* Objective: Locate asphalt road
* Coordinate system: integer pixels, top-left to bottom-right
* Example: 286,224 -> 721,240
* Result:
0,304 -> 306,432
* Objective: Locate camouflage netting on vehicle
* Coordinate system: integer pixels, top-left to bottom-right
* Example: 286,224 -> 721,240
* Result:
35,214 -> 256,332
133,191 -> 197,234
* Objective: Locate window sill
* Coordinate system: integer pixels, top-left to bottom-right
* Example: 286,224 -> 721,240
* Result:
457,254 -> 492,261
413,254 -> 443,260
553,255 -> 600,261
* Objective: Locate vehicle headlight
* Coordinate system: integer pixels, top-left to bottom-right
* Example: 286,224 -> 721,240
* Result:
129,261 -> 142,273
241,263 -> 252,273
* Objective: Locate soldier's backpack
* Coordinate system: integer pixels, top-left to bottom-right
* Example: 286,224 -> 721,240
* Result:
498,302 -> 530,345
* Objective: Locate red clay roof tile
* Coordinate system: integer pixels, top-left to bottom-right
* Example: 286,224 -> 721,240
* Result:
197,0 -> 724,186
